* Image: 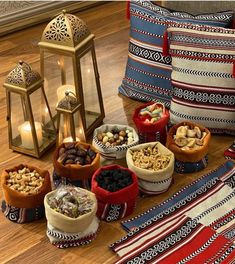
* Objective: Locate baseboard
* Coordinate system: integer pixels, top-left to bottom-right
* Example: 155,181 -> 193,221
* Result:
0,1 -> 105,37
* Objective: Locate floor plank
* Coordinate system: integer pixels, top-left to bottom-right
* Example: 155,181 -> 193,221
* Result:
0,2 -> 234,264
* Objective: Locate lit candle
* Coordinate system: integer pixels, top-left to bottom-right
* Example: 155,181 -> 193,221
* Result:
57,84 -> 76,103
63,136 -> 80,143
18,121 -> 43,149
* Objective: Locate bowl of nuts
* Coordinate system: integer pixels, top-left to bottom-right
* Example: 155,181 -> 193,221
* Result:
1,164 -> 51,222
133,102 -> 170,144
166,122 -> 211,162
92,124 -> 139,160
53,142 -> 100,181
44,185 -> 97,233
126,142 -> 175,195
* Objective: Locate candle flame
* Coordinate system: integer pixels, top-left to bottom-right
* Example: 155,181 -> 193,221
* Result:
24,123 -> 32,131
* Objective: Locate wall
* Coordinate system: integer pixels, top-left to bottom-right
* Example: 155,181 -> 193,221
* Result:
0,1 -> 101,36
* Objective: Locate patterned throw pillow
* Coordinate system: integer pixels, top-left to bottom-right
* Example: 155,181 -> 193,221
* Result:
168,25 -> 235,135
119,0 -> 234,108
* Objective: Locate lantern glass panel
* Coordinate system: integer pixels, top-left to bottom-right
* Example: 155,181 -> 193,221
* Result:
73,110 -> 85,141
29,89 -> 56,150
10,92 -> 27,147
58,113 -> 75,143
43,51 -> 75,117
80,50 -> 101,128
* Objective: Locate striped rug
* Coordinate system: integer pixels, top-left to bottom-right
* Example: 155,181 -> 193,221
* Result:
110,161 -> 235,263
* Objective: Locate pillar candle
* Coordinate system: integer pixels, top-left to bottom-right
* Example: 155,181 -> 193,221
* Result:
18,121 -> 43,149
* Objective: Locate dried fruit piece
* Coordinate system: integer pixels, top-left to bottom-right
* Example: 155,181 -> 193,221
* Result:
194,126 -> 202,138
186,129 -> 196,138
175,137 -> 188,147
187,138 -> 196,148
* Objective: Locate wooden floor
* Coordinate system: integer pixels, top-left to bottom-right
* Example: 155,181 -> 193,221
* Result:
0,2 -> 234,264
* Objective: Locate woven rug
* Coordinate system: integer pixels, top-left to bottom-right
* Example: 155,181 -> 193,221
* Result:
110,161 -> 235,263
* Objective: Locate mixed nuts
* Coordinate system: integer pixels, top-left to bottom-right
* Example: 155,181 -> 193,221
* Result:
139,103 -> 164,124
173,125 -> 207,150
57,142 -> 97,166
6,167 -> 44,195
96,128 -> 134,147
131,145 -> 171,171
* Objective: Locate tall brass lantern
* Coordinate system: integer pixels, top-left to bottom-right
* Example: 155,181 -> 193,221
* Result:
3,61 -> 57,158
38,10 -> 105,136
56,91 -> 86,145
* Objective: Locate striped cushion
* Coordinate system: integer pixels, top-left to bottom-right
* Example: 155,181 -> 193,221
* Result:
119,0 -> 234,108
168,25 -> 235,135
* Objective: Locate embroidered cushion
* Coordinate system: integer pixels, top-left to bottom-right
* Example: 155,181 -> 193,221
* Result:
168,25 -> 235,135
119,0 -> 234,108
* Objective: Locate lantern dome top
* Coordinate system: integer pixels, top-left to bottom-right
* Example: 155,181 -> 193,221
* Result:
5,61 -> 41,88
57,91 -> 78,111
41,10 -> 90,48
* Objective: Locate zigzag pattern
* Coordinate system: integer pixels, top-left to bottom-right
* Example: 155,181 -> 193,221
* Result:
133,0 -> 233,22
110,178 -> 219,248
172,34 -> 235,48
125,78 -> 173,96
212,244 -> 235,264
129,42 -> 172,65
171,49 -> 235,61
55,239 -> 92,249
195,190 -> 235,222
119,85 -> 171,108
132,28 -> 163,39
211,209 -> 235,231
170,109 -> 235,124
173,88 -> 235,106
172,66 -> 233,79
178,233 -> 218,264
128,63 -> 170,80
47,229 -> 85,241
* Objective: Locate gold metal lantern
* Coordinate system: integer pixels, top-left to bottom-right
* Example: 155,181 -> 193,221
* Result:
3,61 -> 57,158
56,91 -> 86,145
38,10 -> 105,137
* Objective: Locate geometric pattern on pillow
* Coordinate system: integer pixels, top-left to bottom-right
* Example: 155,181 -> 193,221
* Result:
168,26 -> 235,135
119,0 -> 234,108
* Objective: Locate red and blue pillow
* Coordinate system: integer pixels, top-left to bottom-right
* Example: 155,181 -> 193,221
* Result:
168,25 -> 235,135
119,0 -> 234,108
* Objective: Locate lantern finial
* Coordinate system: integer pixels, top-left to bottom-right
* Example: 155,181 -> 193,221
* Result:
62,9 -> 66,15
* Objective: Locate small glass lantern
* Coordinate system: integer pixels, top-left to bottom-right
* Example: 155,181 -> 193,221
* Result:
56,91 -> 86,145
38,10 -> 105,136
3,61 -> 57,158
